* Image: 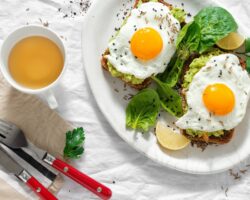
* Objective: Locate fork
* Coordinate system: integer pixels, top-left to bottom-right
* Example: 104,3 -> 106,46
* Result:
0,119 -> 112,200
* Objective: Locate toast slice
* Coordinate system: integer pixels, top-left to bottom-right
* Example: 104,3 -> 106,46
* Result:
101,0 -> 173,90
179,56 -> 246,144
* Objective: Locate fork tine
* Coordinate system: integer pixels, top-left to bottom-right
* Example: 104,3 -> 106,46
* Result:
0,126 -> 8,135
0,120 -> 12,130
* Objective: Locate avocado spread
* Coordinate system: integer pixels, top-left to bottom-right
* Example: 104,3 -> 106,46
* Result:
107,62 -> 144,84
171,8 -> 186,23
107,0 -> 186,85
183,49 -> 224,138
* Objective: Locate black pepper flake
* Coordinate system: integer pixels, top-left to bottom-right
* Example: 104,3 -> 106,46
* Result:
187,13 -> 192,17
26,8 -> 30,11
114,27 -> 120,31
218,70 -> 222,78
63,14 -> 68,18
134,56 -> 138,59
181,3 -> 184,6
112,43 -> 115,46
112,180 -> 116,184
114,49 -> 117,51
198,118 -> 201,121
128,41 -> 131,44
124,51 -> 127,55
161,8 -> 163,11
159,25 -> 162,30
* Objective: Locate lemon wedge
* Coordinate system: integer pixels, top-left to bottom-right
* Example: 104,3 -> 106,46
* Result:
156,122 -> 190,150
216,32 -> 245,50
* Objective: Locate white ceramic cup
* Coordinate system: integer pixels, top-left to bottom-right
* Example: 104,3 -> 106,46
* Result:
0,25 -> 66,109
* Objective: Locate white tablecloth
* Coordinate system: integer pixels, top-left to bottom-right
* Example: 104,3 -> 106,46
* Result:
1,0 -> 250,199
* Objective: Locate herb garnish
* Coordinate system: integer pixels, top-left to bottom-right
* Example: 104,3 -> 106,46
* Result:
64,127 -> 85,159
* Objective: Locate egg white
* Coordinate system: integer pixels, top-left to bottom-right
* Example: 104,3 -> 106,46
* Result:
106,2 -> 180,79
176,54 -> 250,132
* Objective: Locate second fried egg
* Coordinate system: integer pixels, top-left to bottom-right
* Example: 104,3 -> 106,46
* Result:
176,54 -> 250,132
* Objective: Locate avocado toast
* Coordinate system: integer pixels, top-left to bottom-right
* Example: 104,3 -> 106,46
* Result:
179,50 -> 246,144
101,0 -> 186,89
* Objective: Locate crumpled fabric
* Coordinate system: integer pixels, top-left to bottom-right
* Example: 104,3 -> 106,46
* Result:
0,0 -> 250,199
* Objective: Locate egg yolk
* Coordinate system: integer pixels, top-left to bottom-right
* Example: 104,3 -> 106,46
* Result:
202,83 -> 235,116
130,27 -> 163,61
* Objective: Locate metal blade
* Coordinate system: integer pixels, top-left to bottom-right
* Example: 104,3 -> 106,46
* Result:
26,142 -> 47,160
0,146 -> 23,175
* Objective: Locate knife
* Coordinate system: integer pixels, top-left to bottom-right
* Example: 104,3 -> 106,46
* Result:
27,143 -> 112,200
11,148 -> 57,181
0,147 -> 58,200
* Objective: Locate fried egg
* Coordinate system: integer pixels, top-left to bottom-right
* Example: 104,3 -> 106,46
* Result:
176,54 -> 250,132
106,2 -> 180,79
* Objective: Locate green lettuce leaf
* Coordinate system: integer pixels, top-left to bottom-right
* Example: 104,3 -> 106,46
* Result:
126,89 -> 160,132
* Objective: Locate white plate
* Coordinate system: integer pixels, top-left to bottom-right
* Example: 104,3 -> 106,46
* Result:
82,0 -> 250,174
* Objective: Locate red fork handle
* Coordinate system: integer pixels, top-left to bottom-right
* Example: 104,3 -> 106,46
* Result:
18,170 -> 58,200
43,153 -> 112,200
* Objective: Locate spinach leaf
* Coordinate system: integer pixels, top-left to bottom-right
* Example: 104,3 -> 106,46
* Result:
159,7 -> 237,87
126,88 -> 160,132
176,22 -> 193,48
194,7 -> 238,53
245,38 -> 250,53
152,77 -> 183,117
64,127 -> 85,159
158,22 -> 200,87
246,56 -> 250,74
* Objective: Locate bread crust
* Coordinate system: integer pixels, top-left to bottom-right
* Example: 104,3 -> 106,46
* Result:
179,57 -> 246,144
101,0 -> 172,90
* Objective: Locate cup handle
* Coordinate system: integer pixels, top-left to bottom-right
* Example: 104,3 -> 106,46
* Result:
44,90 -> 58,109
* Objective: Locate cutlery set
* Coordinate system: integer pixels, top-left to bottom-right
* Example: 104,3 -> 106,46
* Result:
0,119 -> 112,200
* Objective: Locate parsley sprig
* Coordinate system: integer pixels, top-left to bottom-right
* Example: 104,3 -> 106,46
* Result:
63,127 -> 85,159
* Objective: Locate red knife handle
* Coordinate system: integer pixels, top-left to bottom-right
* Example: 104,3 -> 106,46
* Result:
43,154 -> 112,200
18,170 -> 58,200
